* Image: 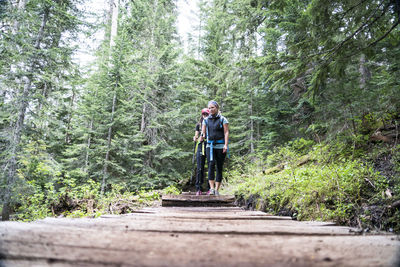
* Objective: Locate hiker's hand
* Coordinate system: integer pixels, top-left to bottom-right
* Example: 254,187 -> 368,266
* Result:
199,136 -> 204,142
223,145 -> 228,153
193,136 -> 197,142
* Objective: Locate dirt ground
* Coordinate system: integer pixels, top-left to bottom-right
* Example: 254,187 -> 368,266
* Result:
0,206 -> 399,266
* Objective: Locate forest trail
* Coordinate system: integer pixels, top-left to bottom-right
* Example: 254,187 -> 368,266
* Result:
0,205 -> 399,267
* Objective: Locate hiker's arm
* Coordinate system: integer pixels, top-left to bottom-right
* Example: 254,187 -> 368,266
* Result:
199,123 -> 206,142
194,130 -> 199,142
223,123 -> 229,153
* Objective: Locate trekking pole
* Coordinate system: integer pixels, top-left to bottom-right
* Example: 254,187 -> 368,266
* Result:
190,141 -> 197,185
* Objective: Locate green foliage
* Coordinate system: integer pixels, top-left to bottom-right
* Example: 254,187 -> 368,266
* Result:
288,138 -> 315,154
16,182 -> 54,221
60,0 -> 187,192
393,145 -> 400,175
137,190 -> 160,204
162,185 -> 181,195
225,140 -> 392,229
15,177 -> 160,221
17,140 -> 61,187
2,0 -> 399,228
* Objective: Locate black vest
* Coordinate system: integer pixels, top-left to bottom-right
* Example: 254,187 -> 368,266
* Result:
206,115 -> 224,141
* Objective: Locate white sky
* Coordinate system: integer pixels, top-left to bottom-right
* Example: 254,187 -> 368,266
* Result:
73,0 -> 107,67
74,0 -> 200,67
176,0 -> 200,53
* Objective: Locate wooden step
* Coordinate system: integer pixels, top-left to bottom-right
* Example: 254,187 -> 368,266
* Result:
161,193 -> 235,207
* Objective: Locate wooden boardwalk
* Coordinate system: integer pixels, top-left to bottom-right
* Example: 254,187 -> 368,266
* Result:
161,193 -> 235,207
0,205 -> 399,266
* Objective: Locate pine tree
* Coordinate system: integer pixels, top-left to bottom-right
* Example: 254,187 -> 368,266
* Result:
64,0 -> 185,191
0,0 -> 85,220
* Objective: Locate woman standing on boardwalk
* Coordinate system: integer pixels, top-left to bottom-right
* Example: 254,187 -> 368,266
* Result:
199,100 -> 229,196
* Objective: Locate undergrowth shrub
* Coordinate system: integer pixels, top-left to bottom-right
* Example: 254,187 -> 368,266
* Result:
12,140 -> 163,221
16,178 -> 160,221
162,185 -> 181,195
225,140 -> 394,230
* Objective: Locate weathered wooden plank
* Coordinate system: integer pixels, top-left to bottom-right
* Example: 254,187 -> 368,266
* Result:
0,208 -> 399,267
161,194 -> 235,207
181,192 -> 233,196
162,194 -> 235,201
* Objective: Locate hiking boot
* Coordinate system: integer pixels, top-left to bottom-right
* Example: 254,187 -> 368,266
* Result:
215,190 -> 220,196
207,189 -> 215,195
196,190 -> 202,196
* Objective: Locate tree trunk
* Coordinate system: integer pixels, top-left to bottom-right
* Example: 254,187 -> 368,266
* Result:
198,8 -> 202,59
140,0 -> 157,137
140,102 -> 147,133
138,0 -> 159,174
249,32 -> 256,154
84,119 -> 93,172
65,90 -> 76,144
359,54 -> 371,89
250,92 -> 254,154
109,0 -> 119,49
12,0 -> 27,33
101,90 -> 117,194
101,0 -> 119,194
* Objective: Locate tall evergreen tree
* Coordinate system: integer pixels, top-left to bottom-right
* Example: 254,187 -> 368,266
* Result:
0,0 -> 85,220
65,0 -> 185,191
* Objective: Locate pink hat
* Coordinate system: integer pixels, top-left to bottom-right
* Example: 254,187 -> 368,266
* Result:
201,108 -> 210,115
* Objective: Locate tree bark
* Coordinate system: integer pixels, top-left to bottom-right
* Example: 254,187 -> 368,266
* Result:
12,0 -> 27,33
101,0 -> 119,194
140,102 -> 147,133
109,0 -> 119,49
250,92 -> 254,154
102,90 -> 117,194
65,90 -> 76,144
359,54 -> 370,89
140,0 -> 158,137
249,32 -> 257,154
84,119 -> 93,172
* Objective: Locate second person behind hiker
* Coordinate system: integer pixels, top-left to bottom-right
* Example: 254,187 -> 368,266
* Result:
199,100 -> 229,196
193,108 -> 209,195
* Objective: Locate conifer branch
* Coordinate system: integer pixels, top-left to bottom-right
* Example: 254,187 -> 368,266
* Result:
324,1 -> 389,59
311,0 -> 370,29
261,1 -> 395,66
365,19 -> 400,48
338,0 -> 371,21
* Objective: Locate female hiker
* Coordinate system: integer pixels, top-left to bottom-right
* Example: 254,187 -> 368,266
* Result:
199,100 -> 229,196
193,108 -> 210,195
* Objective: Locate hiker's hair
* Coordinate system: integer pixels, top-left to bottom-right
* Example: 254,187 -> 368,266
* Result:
208,100 -> 222,117
198,115 -> 205,126
208,100 -> 219,109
